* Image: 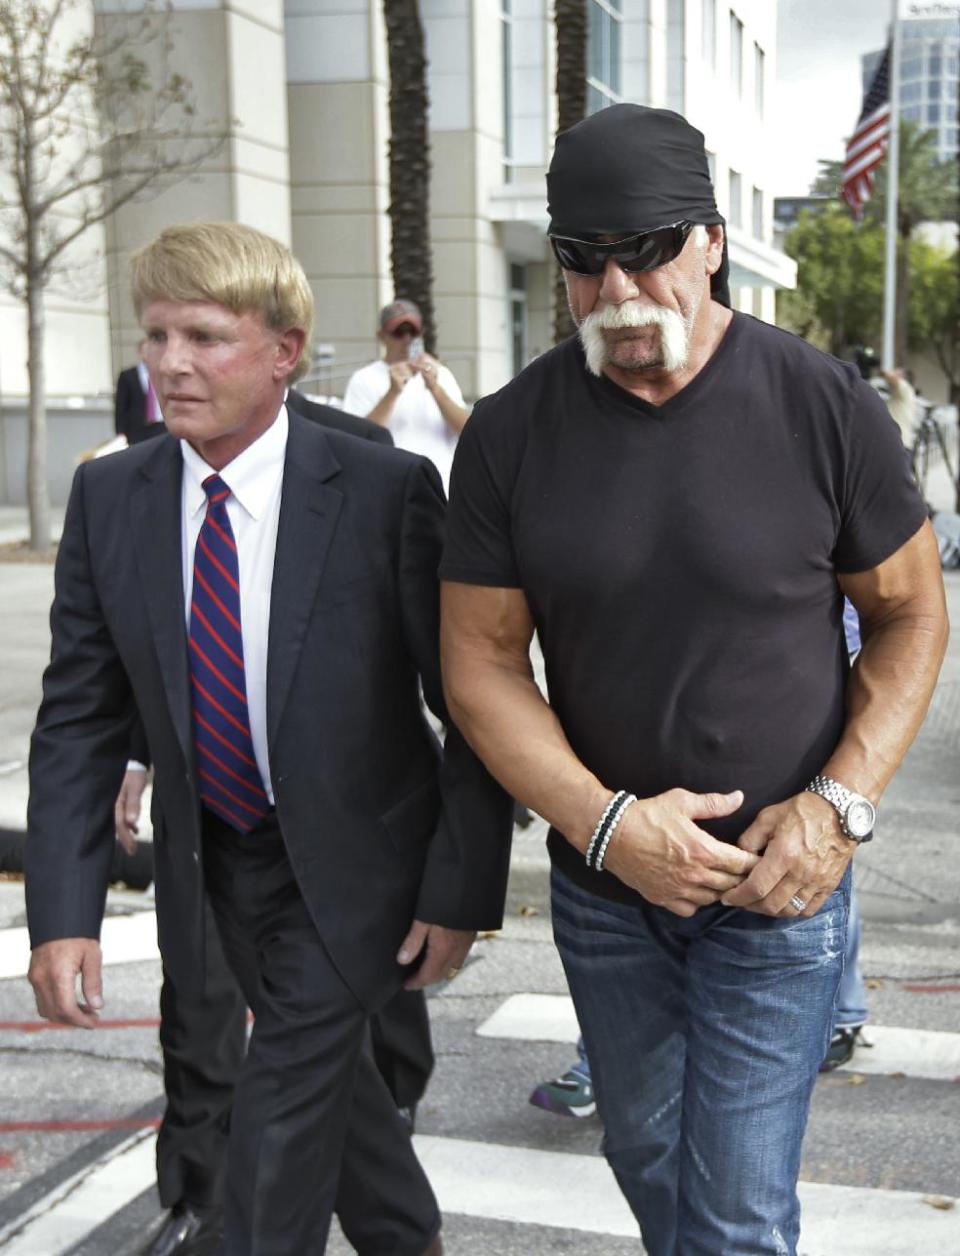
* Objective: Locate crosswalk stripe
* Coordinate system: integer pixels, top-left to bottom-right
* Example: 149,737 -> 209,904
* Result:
477,993 -> 960,1082
0,1130 -> 155,1255
3,1128 -> 956,1256
0,912 -> 159,982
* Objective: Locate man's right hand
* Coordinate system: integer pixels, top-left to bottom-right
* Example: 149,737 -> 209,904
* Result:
114,767 -> 147,856
600,788 -> 759,916
28,938 -> 104,1029
388,361 -> 413,394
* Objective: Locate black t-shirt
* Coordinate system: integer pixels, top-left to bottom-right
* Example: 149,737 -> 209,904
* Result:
440,312 -> 927,904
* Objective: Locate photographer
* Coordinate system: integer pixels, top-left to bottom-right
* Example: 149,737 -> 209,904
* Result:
343,299 -> 469,491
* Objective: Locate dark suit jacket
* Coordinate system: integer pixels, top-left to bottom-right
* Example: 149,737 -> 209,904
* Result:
26,413 -> 512,1008
287,389 -> 394,446
115,366 -> 166,445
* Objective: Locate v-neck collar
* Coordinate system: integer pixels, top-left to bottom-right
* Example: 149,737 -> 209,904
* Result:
590,310 -> 744,421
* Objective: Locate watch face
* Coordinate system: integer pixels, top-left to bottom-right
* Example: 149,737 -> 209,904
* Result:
845,798 -> 876,839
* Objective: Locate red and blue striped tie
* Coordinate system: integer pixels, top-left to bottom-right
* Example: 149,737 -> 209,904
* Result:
188,474 -> 270,832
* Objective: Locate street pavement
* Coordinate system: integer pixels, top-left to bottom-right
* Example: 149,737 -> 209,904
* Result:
1,516 -> 959,1254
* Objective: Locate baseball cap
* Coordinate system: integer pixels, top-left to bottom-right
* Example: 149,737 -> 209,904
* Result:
379,299 -> 423,334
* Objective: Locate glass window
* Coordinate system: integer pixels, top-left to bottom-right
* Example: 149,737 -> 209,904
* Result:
900,57 -> 922,81
902,104 -> 922,122
927,73 -> 941,99
729,11 -> 743,95
927,102 -> 940,124
587,0 -> 623,113
728,169 -> 742,229
901,81 -> 922,103
702,0 -> 716,67
752,186 -> 763,238
501,2 -> 513,181
754,42 -> 764,116
928,52 -> 942,76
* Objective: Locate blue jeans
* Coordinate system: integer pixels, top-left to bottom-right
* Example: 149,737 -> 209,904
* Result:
835,883 -> 867,1027
551,865 -> 849,1256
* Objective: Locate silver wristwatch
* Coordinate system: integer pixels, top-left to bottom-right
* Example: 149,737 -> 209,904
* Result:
805,774 -> 876,842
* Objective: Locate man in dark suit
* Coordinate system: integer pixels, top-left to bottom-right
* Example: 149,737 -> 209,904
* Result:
26,221 -> 512,1256
115,402 -> 435,1254
115,342 -> 168,444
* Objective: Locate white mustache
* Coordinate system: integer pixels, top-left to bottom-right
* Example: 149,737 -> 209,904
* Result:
579,302 -> 690,375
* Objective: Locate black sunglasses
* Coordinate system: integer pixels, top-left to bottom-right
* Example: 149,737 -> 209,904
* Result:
549,221 -> 696,277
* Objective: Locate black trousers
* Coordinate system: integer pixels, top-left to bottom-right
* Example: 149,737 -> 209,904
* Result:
161,810 -> 438,1255
157,917 -> 434,1211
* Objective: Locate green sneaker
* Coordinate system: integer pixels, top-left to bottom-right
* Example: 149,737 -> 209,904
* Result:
819,1024 -> 868,1072
529,1067 -> 596,1118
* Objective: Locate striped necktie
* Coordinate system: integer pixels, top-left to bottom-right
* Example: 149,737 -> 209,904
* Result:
188,474 -> 270,832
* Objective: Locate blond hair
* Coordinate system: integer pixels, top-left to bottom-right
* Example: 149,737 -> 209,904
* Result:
130,222 -> 315,381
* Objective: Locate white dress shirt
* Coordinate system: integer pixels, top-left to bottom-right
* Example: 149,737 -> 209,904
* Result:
179,406 -> 288,804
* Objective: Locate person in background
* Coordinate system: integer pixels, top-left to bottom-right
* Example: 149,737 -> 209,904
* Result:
115,339 -> 167,444
342,299 -> 469,491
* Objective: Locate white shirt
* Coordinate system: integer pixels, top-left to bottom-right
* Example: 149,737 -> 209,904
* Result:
342,359 -> 464,490
179,406 -> 287,803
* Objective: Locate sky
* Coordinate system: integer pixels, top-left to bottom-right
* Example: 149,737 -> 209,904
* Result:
772,0 -> 896,197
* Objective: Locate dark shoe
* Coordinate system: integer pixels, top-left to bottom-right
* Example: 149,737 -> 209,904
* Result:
819,1024 -> 869,1073
143,1204 -> 224,1256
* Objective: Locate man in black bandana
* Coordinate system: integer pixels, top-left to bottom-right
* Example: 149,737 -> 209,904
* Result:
438,104 -> 947,1254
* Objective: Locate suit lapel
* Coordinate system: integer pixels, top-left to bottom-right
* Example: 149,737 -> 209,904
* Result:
131,437 -> 194,769
267,414 -> 344,750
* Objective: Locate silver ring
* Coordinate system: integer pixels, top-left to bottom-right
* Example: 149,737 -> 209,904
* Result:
789,895 -> 806,911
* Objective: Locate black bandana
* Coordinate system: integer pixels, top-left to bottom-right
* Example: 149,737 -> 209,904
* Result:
546,104 -> 730,308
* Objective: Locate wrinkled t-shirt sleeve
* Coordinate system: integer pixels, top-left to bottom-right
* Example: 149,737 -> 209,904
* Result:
833,378 -> 928,573
439,402 -> 522,588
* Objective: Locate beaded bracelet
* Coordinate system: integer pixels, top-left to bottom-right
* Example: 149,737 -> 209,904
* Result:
594,793 -> 637,872
585,789 -> 629,868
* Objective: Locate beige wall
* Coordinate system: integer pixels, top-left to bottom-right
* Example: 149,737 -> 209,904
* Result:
101,4 -> 291,376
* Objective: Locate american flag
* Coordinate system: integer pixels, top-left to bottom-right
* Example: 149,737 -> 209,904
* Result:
841,45 -> 892,219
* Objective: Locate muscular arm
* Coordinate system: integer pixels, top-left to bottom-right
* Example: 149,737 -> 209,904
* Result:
441,583 -> 758,916
726,521 -> 948,915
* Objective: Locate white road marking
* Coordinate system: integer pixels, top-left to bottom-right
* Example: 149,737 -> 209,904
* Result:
413,1134 -> 960,1254
0,1124 -> 955,1254
0,911 -> 159,981
477,993 -> 960,1081
0,1130 -> 155,1254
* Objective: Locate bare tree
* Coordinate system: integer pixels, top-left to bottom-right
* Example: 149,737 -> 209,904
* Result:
553,0 -> 587,343
382,0 -> 436,354
0,0 -> 226,550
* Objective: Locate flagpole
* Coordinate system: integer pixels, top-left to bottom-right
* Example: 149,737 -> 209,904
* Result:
881,0 -> 902,369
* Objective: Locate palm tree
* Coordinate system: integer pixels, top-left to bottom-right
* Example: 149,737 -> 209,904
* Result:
553,0 -> 587,343
383,0 -> 436,353
811,121 -> 957,365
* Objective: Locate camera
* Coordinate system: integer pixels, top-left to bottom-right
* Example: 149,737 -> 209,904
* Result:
854,346 -> 880,381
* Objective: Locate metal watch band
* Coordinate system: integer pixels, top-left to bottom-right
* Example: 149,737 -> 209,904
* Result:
805,774 -> 875,842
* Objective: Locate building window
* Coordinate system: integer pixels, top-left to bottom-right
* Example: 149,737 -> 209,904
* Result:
587,0 -> 623,114
729,10 -> 743,95
501,0 -> 514,182
752,186 -> 763,238
901,81 -> 922,104
753,42 -> 764,115
509,264 -> 527,378
927,101 -> 940,124
728,168 -> 742,229
903,103 -> 923,123
702,0 -> 716,68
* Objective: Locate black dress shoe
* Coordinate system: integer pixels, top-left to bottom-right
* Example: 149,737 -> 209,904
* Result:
143,1203 -> 224,1256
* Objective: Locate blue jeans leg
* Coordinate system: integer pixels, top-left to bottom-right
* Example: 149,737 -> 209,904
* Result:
834,881 -> 868,1028
551,866 -> 848,1256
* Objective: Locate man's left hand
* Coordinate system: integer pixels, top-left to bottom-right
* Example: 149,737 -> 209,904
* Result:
396,919 -> 476,989
411,353 -> 441,394
721,791 -> 854,916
